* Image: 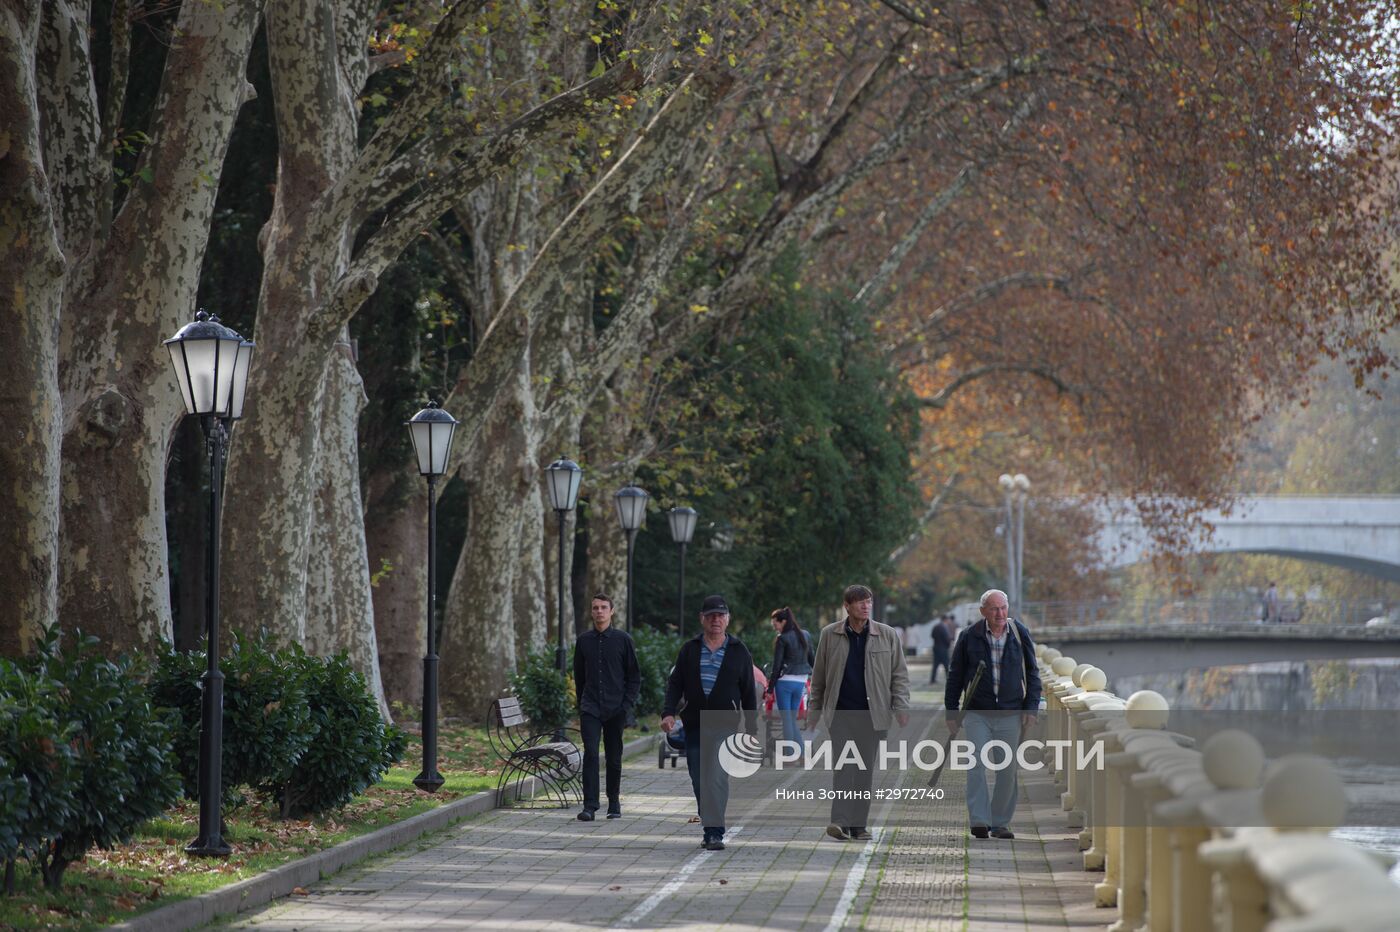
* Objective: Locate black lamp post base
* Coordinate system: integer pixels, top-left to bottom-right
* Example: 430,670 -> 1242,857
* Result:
185,837 -> 232,858
413,770 -> 446,793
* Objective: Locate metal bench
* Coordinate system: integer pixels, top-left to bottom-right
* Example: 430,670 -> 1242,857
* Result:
489,697 -> 582,808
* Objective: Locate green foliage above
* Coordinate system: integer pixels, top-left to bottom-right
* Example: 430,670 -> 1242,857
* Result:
148,634 -> 315,809
628,626 -> 681,717
151,639 -> 404,821
0,660 -> 77,886
17,631 -> 182,890
260,650 -> 407,819
631,257 -> 921,628
509,650 -> 575,732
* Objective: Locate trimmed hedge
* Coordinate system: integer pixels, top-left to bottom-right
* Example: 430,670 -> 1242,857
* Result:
1,631 -> 181,891
150,638 -> 405,820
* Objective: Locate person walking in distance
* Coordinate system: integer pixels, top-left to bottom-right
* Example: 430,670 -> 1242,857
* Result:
944,589 -> 1041,840
929,613 -> 957,685
768,607 -> 814,747
808,584 -> 911,842
662,595 -> 758,851
573,593 -> 641,821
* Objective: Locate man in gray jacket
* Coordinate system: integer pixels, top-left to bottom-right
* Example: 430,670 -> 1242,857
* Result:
808,584 -> 911,841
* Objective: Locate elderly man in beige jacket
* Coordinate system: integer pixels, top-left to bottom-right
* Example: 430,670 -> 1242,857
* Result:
808,584 -> 911,841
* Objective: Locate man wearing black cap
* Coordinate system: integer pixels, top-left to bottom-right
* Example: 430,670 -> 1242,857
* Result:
661,594 -> 758,851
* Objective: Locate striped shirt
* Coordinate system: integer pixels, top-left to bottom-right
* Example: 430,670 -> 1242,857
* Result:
987,628 -> 1007,698
700,640 -> 727,696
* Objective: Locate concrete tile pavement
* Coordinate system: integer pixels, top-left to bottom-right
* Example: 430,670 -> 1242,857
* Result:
217,670 -> 1105,930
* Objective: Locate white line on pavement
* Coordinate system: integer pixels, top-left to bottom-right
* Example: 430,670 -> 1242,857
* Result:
609,825 -> 745,929
822,826 -> 883,932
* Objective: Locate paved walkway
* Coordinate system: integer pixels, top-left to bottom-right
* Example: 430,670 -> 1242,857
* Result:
220,671 -> 1103,930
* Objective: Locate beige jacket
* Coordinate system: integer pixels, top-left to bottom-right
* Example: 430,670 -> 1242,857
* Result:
808,618 -> 912,732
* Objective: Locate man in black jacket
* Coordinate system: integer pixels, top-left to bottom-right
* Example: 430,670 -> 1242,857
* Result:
661,594 -> 758,851
574,593 -> 641,821
944,589 -> 1041,840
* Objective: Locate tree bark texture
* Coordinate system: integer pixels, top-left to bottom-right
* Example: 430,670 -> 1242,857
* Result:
304,338 -> 388,717
54,0 -> 264,653
439,350 -> 542,717
220,0 -> 365,647
0,3 -> 65,655
364,461 -> 428,711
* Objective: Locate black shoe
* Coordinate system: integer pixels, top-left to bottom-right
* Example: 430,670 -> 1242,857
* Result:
577,809 -> 596,821
970,825 -> 989,839
990,827 -> 1015,839
607,807 -> 622,819
703,837 -> 726,851
825,824 -> 850,841
848,827 -> 873,841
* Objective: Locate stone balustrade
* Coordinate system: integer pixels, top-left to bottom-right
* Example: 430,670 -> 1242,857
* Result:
1034,643 -> 1400,931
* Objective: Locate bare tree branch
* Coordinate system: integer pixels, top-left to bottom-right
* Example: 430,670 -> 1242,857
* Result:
920,363 -> 1080,409
891,270 -> 1086,358
310,60 -> 647,341
854,91 -> 1044,309
876,0 -> 932,27
888,469 -> 961,566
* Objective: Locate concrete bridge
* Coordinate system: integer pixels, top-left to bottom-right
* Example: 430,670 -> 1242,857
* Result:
1032,622 -> 1400,678
1094,495 -> 1400,581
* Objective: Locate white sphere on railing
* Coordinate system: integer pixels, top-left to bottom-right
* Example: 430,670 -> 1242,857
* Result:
1042,647 -> 1062,664
1080,667 -> 1108,692
1201,729 -> 1265,789
1035,644 -> 1046,660
1051,657 -> 1077,677
1124,690 -> 1170,729
1072,663 -> 1094,686
1262,754 -> 1347,831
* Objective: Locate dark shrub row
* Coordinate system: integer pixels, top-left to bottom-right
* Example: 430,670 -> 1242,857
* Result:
1,631 -> 403,892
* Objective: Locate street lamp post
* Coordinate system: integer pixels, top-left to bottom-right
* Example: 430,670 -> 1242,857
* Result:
667,507 -> 698,638
406,401 -> 457,794
164,310 -> 254,858
544,457 -> 583,676
614,486 -> 649,630
998,473 -> 1030,618
1013,473 -> 1029,618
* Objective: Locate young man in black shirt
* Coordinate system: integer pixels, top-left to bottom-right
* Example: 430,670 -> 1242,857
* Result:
573,593 -> 641,821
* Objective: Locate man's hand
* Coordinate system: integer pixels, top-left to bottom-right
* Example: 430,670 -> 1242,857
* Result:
946,719 -> 960,737
895,711 -> 910,728
661,715 -> 676,734
1021,712 -> 1036,732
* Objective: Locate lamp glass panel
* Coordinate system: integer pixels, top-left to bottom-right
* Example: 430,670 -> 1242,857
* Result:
167,344 -> 196,415
616,489 -> 648,530
428,421 -> 456,475
668,508 -> 697,544
228,342 -> 253,419
564,467 -> 582,510
410,421 -> 435,475
179,339 -> 219,414
211,336 -> 240,416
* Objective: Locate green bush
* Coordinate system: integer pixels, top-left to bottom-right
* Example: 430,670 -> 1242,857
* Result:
630,626 -> 682,717
258,648 -> 406,819
21,631 -> 181,889
0,659 -> 77,893
149,633 -> 315,809
509,649 -> 574,732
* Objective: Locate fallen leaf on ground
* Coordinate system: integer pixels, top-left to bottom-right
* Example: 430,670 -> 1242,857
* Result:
292,887 -> 309,896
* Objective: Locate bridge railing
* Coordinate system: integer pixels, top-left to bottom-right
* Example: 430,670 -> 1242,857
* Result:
1023,597 -> 1383,629
1035,644 -> 1400,931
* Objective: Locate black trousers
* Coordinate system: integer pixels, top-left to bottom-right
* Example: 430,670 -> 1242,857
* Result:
580,711 -> 626,811
829,712 -> 886,830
